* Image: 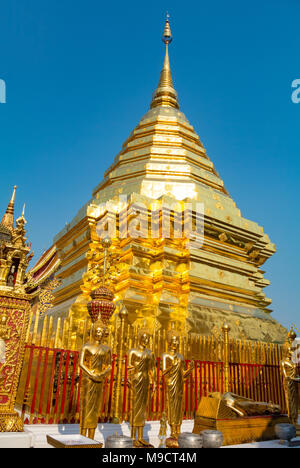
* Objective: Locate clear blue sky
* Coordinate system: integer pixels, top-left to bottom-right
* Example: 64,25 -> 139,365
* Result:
0,0 -> 299,329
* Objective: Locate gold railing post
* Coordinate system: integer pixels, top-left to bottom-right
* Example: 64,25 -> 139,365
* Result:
112,304 -> 128,424
222,323 -> 231,393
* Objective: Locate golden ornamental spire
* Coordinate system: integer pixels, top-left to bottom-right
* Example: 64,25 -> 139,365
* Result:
1,185 -> 17,230
150,13 -> 179,110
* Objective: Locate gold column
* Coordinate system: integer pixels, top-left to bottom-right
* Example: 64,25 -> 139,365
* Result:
54,318 -> 61,348
222,323 -> 231,393
111,304 -> 128,424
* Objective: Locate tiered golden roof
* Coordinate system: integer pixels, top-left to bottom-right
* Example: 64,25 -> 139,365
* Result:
93,17 -> 229,203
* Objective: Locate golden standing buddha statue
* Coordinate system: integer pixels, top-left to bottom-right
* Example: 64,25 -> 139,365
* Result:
280,330 -> 300,427
79,320 -> 112,440
162,330 -> 194,443
128,329 -> 156,447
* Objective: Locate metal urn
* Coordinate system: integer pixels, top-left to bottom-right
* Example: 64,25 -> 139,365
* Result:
105,434 -> 133,448
275,424 -> 297,444
201,430 -> 224,448
178,432 -> 203,448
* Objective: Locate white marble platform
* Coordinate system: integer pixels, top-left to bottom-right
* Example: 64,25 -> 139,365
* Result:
0,429 -> 33,448
24,420 -> 181,448
0,419 -> 299,448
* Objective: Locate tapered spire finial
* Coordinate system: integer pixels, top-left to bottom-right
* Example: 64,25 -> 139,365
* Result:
150,14 -> 179,110
162,12 -> 172,44
1,185 -> 17,230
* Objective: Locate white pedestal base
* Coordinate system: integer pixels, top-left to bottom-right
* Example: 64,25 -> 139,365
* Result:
14,416 -> 300,448
0,430 -> 33,448
25,420 -> 194,448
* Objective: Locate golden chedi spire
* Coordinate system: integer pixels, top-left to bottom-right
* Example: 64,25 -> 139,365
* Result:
151,13 -> 179,110
1,185 -> 17,230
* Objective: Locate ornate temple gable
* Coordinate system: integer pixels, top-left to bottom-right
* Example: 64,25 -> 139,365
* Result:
0,189 -> 33,294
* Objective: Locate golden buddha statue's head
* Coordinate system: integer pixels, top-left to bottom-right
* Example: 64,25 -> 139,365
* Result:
167,329 -> 180,351
91,320 -> 107,343
138,328 -> 151,348
288,327 -> 297,344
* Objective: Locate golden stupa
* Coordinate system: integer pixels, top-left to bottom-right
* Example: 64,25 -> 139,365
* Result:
34,16 -> 286,344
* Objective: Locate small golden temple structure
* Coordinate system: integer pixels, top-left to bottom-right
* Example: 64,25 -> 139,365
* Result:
0,187 -> 33,430
33,16 -> 286,346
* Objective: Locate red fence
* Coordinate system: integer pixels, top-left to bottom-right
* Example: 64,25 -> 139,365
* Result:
16,344 -> 286,424
229,362 -> 286,412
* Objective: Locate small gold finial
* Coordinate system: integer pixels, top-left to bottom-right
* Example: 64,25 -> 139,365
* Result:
162,12 -> 172,44
119,304 -> 128,320
222,322 -> 230,331
1,185 -> 17,229
16,202 -> 27,227
150,14 -> 179,110
288,326 -> 297,343
101,236 -> 112,250
101,236 -> 112,286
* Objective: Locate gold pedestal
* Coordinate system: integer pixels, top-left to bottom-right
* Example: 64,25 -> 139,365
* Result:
0,412 -> 23,432
166,437 -> 179,448
0,293 -> 31,432
193,396 -> 289,446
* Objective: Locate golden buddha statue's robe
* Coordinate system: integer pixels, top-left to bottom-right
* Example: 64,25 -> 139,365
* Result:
80,344 -> 111,430
281,358 -> 299,425
129,348 -> 155,427
163,353 -> 185,427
